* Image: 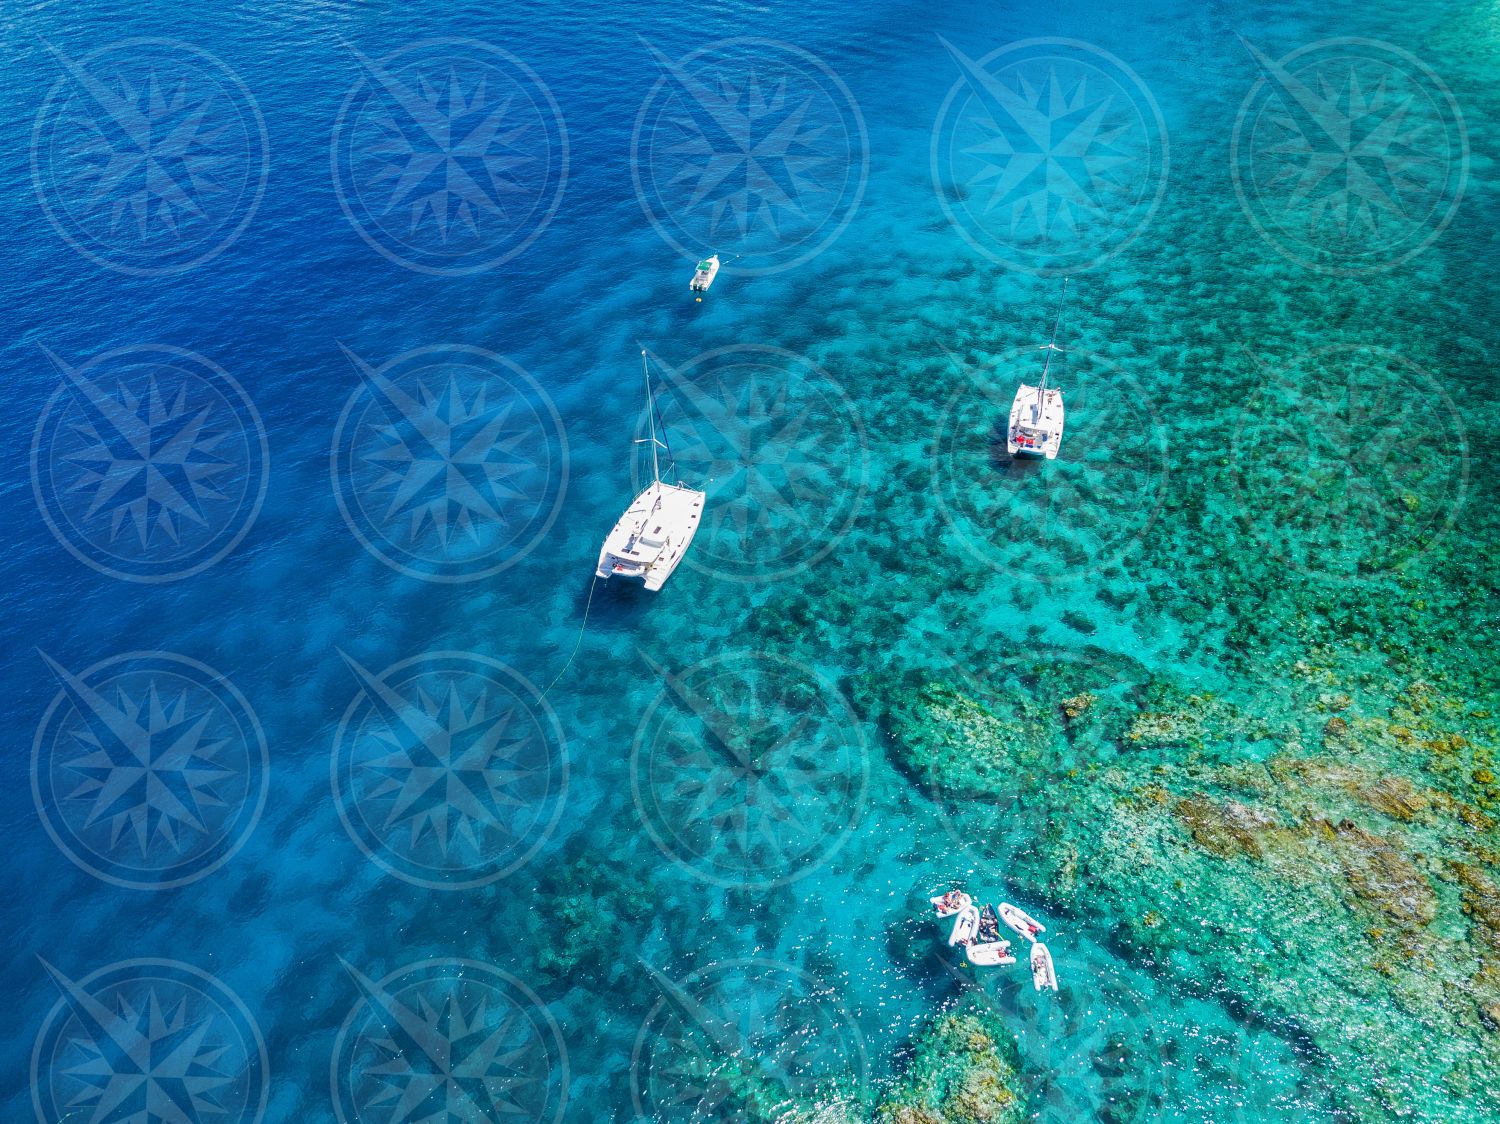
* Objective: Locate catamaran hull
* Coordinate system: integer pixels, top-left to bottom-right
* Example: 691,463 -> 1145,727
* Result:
1008,383 -> 1064,460
596,481 -> 705,592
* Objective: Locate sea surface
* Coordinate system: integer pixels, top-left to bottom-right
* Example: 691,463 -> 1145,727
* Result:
1,0 -> 1497,1121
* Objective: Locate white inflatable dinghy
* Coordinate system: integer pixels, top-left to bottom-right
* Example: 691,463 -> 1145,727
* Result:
948,905 -> 980,946
930,891 -> 972,918
1030,942 -> 1058,992
965,940 -> 1016,966
999,902 -> 1046,942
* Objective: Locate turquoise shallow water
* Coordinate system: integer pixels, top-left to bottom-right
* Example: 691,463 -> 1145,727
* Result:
1,0 -> 1498,1121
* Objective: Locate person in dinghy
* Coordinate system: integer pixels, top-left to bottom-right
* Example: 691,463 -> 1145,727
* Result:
931,889 -> 971,917
948,904 -> 981,947
977,904 -> 1001,943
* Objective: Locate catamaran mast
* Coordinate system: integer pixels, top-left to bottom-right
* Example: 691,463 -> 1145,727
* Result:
642,349 -> 661,485
1037,276 -> 1070,404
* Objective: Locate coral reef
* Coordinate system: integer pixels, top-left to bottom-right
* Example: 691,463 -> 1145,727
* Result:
529,853 -> 657,985
883,682 -> 1032,799
650,997 -> 1029,1124
876,1002 -> 1026,1124
1060,691 -> 1096,721
885,660 -> 1500,1123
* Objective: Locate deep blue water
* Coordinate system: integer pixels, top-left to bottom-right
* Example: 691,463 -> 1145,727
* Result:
3,0 -> 1498,1121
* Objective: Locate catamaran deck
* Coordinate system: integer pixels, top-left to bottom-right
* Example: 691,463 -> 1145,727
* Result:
1009,383 -> 1065,459
596,480 -> 705,591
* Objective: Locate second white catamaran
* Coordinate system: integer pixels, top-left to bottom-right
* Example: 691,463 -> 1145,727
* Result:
1008,278 -> 1070,460
595,351 -> 705,591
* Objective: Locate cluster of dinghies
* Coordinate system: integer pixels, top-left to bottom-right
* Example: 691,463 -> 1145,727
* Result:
932,889 -> 1058,992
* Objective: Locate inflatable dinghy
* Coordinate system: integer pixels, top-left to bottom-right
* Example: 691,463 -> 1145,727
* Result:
948,904 -> 980,946
965,940 -> 1016,967
1030,942 -> 1058,992
930,891 -> 972,918
999,902 -> 1046,942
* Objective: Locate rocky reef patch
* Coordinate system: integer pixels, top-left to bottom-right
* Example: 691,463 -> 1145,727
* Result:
875,653 -> 1500,1123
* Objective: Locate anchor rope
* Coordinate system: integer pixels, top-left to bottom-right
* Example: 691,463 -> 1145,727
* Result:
538,573 -> 600,701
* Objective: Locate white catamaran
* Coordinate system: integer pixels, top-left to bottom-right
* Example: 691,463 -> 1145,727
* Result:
595,351 -> 706,591
1008,278 -> 1070,460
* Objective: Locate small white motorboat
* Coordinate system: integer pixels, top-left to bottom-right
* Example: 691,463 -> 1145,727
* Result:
1008,278 -> 1070,461
689,254 -> 720,300
1030,942 -> 1058,992
930,891 -> 972,918
596,351 -> 706,592
948,905 -> 980,946
998,902 -> 1046,942
965,940 -> 1016,967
